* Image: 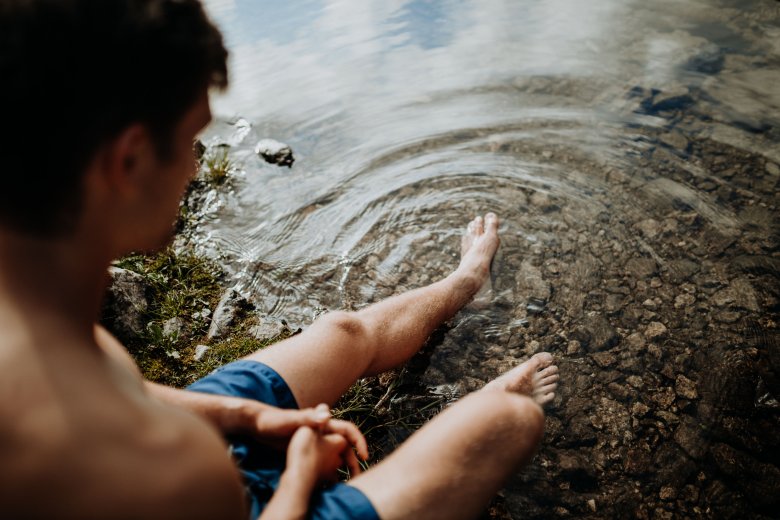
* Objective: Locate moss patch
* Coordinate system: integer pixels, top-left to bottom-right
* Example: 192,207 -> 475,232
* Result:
112,247 -> 291,387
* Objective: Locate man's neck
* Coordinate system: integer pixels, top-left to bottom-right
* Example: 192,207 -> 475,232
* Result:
0,227 -> 113,344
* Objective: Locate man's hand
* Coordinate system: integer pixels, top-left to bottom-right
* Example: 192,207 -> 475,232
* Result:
259,421 -> 365,520
145,383 -> 368,457
287,425 -> 363,484
229,400 -> 368,459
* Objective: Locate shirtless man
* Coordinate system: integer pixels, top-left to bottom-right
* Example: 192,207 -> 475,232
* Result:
0,1 -> 559,519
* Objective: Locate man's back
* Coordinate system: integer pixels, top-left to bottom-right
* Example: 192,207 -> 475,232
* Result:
0,327 -> 246,520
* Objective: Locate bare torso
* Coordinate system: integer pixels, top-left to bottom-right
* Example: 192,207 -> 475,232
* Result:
0,321 -> 246,520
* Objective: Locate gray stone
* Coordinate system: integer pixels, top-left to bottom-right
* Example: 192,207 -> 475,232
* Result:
674,293 -> 696,309
255,139 -> 295,167
653,387 -> 676,409
626,333 -> 646,353
193,344 -> 211,361
624,448 -> 651,475
592,351 -> 617,368
207,288 -> 252,340
530,191 -> 557,211
634,219 -> 660,239
102,267 -> 150,343
631,401 -> 650,417
660,132 -> 688,151
571,314 -> 619,352
712,278 -> 760,312
644,321 -> 667,340
162,317 -> 184,339
248,316 -> 290,340
660,486 -> 677,501
662,259 -> 700,284
515,260 -> 551,302
626,256 -> 658,279
674,418 -> 708,460
766,162 -> 780,176
675,374 -> 698,399
648,343 -> 664,359
562,415 -> 597,447
626,375 -> 644,389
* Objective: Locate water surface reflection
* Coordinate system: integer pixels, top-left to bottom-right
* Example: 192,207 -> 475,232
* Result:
191,0 -> 780,517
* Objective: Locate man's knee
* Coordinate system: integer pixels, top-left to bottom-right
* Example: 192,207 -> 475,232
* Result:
312,311 -> 376,357
472,391 -> 545,447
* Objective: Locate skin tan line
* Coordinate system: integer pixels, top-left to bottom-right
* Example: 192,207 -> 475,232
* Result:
0,89 -> 559,519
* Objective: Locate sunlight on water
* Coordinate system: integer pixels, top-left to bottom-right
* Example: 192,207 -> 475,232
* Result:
190,1 -> 780,517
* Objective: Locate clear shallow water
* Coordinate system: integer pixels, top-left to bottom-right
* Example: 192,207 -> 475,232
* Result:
192,1 -> 779,517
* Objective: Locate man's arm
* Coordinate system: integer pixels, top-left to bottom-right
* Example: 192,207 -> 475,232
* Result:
94,325 -> 368,454
260,426 -> 354,520
259,465 -> 316,520
146,381 -> 330,446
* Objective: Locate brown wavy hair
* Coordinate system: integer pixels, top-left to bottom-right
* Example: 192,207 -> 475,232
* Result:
0,0 -> 228,235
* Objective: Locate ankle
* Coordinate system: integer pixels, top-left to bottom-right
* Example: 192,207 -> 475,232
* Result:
445,271 -> 481,300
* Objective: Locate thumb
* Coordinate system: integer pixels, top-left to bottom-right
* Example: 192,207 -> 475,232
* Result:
301,403 -> 330,428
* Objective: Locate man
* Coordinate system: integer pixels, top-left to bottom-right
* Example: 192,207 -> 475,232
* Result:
0,1 -> 559,519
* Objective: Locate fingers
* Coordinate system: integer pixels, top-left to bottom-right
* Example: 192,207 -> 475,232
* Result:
323,419 -> 369,460
313,403 -> 331,427
344,445 -> 363,477
321,433 -> 363,479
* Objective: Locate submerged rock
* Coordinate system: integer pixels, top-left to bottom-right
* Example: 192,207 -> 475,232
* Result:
675,374 -> 698,399
571,314 -> 619,352
255,139 -> 295,167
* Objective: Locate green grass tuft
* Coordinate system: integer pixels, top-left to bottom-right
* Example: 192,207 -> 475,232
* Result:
333,369 -> 444,465
201,148 -> 233,185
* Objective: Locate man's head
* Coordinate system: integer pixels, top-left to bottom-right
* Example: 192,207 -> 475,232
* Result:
0,0 -> 228,237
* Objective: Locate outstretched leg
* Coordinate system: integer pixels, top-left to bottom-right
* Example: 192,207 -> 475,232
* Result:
244,214 -> 500,409
350,353 -> 559,520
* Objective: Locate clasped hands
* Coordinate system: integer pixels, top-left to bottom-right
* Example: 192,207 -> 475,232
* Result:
202,394 -> 368,484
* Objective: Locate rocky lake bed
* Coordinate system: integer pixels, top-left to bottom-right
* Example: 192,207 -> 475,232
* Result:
102,0 -> 780,515
103,114 -> 779,518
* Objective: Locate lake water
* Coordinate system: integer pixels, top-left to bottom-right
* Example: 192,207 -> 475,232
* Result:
193,0 -> 780,517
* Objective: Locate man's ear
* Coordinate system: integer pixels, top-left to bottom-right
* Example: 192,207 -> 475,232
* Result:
99,123 -> 155,196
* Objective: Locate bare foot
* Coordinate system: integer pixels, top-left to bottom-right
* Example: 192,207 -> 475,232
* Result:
483,352 -> 559,406
458,213 -> 500,298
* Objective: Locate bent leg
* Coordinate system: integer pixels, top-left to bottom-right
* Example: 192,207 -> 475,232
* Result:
350,390 -> 545,520
244,214 -> 500,409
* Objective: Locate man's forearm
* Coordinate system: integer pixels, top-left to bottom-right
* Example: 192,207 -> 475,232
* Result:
258,468 -> 316,520
145,381 -> 258,429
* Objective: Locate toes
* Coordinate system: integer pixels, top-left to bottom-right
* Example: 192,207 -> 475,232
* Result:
473,216 -> 484,234
485,213 -> 499,232
536,392 -> 555,406
530,352 -> 554,370
536,382 -> 558,394
538,374 -> 559,386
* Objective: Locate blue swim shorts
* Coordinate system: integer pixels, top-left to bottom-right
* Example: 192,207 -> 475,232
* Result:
188,360 -> 380,520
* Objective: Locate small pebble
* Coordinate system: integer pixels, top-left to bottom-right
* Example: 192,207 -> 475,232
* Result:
194,344 -> 211,361
645,321 -> 667,340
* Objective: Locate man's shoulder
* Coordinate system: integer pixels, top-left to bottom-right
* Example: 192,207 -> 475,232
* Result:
0,394 -> 246,519
0,345 -> 246,520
